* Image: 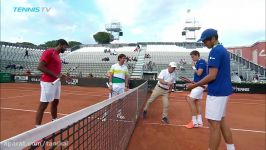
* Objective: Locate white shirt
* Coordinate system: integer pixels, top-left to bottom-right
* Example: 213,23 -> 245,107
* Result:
157,69 -> 176,89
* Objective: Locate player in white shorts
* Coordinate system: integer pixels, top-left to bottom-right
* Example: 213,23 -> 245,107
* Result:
187,28 -> 235,150
185,50 -> 207,129
102,54 -> 129,121
35,39 -> 69,127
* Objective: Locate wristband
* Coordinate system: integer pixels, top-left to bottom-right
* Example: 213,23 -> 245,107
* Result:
192,66 -> 196,70
109,82 -> 112,86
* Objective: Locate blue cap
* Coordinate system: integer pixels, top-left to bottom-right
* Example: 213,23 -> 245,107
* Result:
197,28 -> 218,42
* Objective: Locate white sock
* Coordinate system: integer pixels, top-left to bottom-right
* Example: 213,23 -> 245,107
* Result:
226,144 -> 235,150
197,114 -> 203,124
192,116 -> 197,124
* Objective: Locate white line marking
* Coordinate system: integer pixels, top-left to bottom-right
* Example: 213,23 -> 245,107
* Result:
144,122 -> 266,134
1,107 -> 135,124
2,87 -> 107,95
1,88 -> 108,98
169,99 -> 265,105
0,94 -> 39,100
228,101 -> 265,105
0,107 -> 68,116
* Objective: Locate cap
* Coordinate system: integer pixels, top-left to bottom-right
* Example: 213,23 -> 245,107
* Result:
197,28 -> 218,42
169,62 -> 177,68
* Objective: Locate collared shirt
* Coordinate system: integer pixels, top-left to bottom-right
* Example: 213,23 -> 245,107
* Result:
40,49 -> 61,82
194,59 -> 207,82
208,44 -> 233,96
109,63 -> 128,88
157,69 -> 176,90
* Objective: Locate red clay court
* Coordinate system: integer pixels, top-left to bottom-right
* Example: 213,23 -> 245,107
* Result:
0,83 -> 265,150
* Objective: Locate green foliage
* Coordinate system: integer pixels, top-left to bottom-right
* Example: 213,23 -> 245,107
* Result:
43,40 -> 58,47
16,42 -> 36,47
93,32 -> 113,44
68,41 -> 82,48
39,40 -> 82,48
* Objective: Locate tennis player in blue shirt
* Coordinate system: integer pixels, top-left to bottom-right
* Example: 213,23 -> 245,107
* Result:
185,50 -> 207,129
187,28 -> 235,150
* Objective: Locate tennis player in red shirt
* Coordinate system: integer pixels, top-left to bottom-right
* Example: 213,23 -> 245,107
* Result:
35,39 -> 69,127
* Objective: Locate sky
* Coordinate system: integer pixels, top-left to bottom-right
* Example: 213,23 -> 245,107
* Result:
1,0 -> 265,47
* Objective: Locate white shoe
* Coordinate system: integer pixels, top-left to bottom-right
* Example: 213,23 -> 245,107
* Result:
198,123 -> 203,127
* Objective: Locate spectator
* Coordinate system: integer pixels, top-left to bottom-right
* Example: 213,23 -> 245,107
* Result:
89,73 -> 93,78
239,75 -> 244,81
24,49 -> 29,58
253,74 -> 259,82
26,69 -> 31,75
78,71 -> 82,78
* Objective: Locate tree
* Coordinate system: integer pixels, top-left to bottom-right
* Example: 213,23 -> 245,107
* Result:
16,42 -> 36,47
39,40 -> 82,48
68,41 -> 82,47
93,32 -> 113,44
43,40 -> 58,48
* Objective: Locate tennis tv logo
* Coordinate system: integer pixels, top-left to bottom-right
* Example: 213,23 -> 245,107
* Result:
13,7 -> 52,13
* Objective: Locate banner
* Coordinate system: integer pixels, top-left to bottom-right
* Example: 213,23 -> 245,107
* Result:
0,73 -> 11,83
14,76 -> 28,82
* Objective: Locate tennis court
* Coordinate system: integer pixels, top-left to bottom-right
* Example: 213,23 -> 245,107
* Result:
0,83 -> 265,150
0,83 -> 109,141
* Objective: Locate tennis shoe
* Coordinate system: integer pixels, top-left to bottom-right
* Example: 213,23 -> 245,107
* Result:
185,121 -> 198,129
197,123 -> 204,127
161,117 -> 170,124
143,110 -> 147,119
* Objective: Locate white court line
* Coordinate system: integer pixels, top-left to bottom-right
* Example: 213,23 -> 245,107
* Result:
0,94 -> 39,100
228,101 -> 265,105
144,122 -> 266,134
2,88 -> 108,96
63,92 -> 108,97
0,107 -> 134,123
169,99 -> 265,105
1,91 -> 107,100
169,98 -> 266,102
0,107 -> 68,116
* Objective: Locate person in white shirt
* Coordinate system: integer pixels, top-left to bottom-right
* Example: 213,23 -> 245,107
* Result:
143,62 -> 177,124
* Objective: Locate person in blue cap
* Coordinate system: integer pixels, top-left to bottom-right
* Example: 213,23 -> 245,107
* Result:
187,28 -> 235,150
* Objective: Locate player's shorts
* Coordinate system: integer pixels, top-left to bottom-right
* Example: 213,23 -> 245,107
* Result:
40,81 -> 61,102
189,86 -> 205,100
109,84 -> 125,98
205,95 -> 229,121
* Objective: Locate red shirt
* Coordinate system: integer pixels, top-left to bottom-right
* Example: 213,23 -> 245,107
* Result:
40,48 -> 61,82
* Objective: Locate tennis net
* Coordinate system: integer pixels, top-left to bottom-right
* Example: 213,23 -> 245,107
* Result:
0,81 -> 148,150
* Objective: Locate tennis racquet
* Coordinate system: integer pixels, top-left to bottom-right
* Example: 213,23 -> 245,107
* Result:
52,67 -> 76,85
106,82 -> 120,96
179,76 -> 206,88
52,78 -> 60,85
